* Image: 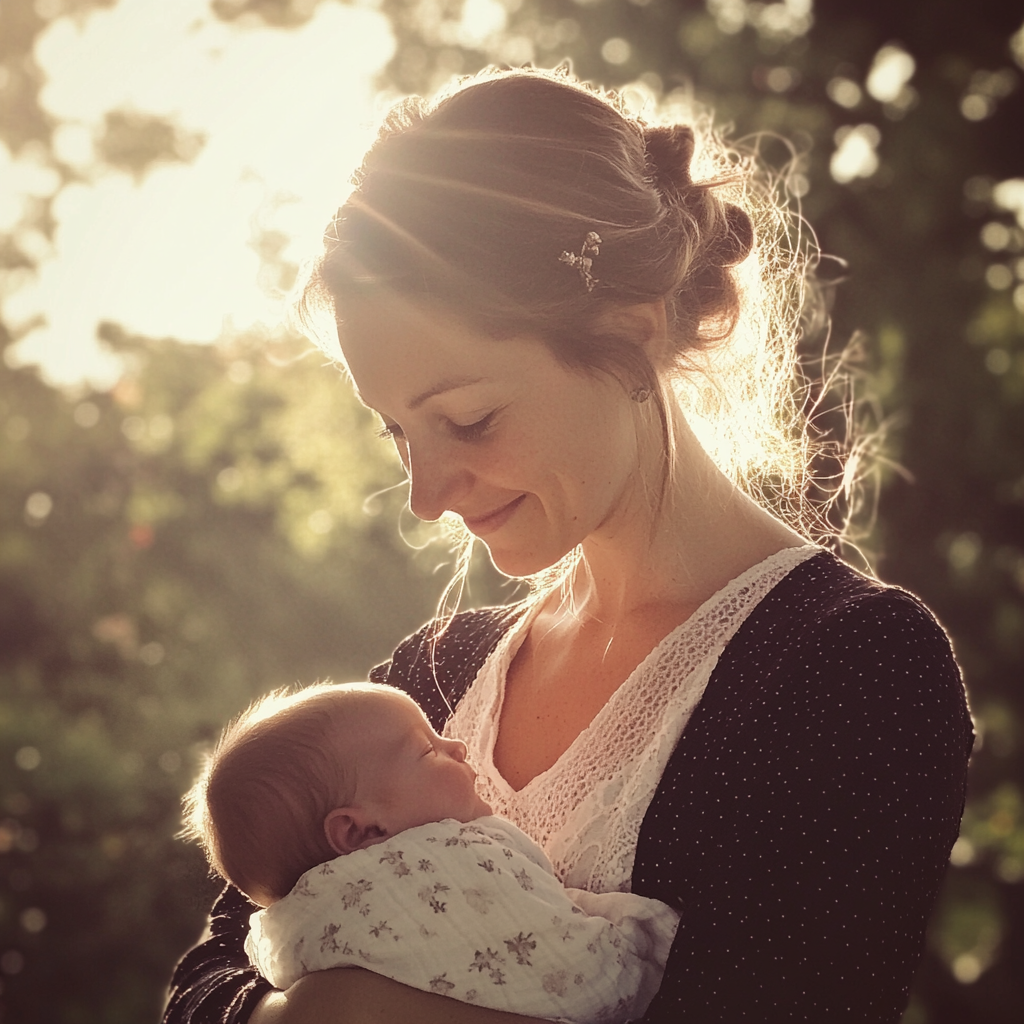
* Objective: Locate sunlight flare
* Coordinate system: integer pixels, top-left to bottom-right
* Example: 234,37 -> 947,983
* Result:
5,0 -> 394,387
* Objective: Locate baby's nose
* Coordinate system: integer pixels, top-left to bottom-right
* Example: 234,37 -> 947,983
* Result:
444,737 -> 468,762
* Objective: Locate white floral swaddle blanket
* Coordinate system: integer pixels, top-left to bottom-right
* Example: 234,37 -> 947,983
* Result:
245,816 -> 679,1023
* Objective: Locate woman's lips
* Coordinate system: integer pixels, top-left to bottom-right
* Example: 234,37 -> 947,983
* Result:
460,494 -> 526,536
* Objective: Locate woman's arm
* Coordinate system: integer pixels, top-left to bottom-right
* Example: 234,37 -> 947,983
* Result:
163,885 -> 274,1024
249,970 -> 540,1024
165,887 -> 538,1024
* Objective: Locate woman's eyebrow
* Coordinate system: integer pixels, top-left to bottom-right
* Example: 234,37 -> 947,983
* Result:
409,376 -> 487,409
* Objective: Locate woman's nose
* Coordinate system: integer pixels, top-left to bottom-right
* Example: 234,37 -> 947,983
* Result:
406,440 -> 470,522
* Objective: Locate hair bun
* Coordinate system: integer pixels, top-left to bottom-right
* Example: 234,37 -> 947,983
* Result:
643,124 -> 694,197
645,125 -> 753,267
715,204 -> 754,267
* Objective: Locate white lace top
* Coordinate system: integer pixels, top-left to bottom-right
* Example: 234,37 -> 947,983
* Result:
445,545 -> 820,895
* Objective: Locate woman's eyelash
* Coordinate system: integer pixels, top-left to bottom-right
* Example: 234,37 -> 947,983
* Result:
376,423 -> 405,442
376,411 -> 498,444
449,411 -> 496,442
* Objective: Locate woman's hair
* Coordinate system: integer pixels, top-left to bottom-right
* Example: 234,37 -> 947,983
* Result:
181,681 -> 402,907
300,66 -> 841,578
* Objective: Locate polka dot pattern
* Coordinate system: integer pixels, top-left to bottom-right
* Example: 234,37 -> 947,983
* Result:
162,553 -> 972,1024
631,553 -> 973,1022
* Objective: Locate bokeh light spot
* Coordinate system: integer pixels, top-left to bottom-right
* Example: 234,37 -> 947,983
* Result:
961,94 -> 992,121
19,908 -> 47,935
985,265 -> 1013,291
830,124 -> 881,184
992,179 -> 1024,227
458,0 -> 507,48
827,76 -> 861,108
948,532 -> 982,572
985,349 -> 1011,375
601,38 -> 632,65
24,493 -> 53,523
952,953 -> 982,984
14,747 -> 41,771
766,66 -> 798,92
866,45 -> 915,103
980,222 -> 1011,251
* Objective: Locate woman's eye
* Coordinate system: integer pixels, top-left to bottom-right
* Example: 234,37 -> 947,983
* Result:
449,411 -> 496,443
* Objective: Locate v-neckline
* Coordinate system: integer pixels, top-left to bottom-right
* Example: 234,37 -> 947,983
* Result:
480,544 -> 821,796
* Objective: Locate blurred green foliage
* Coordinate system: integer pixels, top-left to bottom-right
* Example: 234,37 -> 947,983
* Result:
1,0 -> 1022,1021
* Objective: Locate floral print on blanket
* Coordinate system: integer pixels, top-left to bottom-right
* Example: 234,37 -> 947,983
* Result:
245,816 -> 678,1024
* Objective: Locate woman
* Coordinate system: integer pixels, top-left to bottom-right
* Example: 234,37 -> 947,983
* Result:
164,68 -> 972,1023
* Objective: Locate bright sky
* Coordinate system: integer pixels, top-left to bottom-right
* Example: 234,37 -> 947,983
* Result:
4,0 -> 395,388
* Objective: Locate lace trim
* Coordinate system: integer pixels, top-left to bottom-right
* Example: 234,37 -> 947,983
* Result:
446,545 -> 820,893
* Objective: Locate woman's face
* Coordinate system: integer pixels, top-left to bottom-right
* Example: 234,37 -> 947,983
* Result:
338,296 -> 645,577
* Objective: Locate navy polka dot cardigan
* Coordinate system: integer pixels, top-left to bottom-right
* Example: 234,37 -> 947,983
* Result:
163,551 -> 973,1023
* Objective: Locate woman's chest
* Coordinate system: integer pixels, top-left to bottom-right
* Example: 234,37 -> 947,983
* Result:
491,613 -> 687,791
492,660 -> 616,791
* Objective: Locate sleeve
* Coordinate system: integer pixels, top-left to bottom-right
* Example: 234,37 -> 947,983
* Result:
634,587 -> 973,1024
162,885 -> 272,1024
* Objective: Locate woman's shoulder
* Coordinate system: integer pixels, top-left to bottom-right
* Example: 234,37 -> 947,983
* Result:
716,548 -> 970,733
370,603 -> 526,729
761,548 -> 955,650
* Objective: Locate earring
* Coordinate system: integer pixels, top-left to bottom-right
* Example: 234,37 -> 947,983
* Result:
630,386 -> 651,403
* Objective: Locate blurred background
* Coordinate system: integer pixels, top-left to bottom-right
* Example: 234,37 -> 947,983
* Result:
0,0 -> 1021,1021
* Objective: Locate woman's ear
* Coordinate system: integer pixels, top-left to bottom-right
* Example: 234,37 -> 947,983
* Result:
324,807 -> 388,855
592,299 -> 672,370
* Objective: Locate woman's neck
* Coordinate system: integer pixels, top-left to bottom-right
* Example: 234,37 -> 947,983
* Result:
567,415 -> 807,628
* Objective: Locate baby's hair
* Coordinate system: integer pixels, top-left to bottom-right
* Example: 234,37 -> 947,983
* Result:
181,681 -> 405,907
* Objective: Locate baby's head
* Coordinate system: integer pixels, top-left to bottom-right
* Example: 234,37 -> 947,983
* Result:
182,682 -> 491,907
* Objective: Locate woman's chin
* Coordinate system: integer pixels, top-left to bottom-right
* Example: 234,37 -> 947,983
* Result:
483,539 -> 565,580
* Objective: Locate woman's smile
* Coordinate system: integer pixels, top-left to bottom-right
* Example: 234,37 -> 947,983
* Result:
458,494 -> 527,536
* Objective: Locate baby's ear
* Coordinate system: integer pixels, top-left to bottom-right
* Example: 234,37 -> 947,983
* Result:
324,807 -> 387,855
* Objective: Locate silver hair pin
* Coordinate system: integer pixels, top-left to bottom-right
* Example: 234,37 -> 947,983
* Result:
558,231 -> 602,292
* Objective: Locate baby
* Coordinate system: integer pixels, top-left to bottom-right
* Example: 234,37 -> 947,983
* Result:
183,681 -> 678,1023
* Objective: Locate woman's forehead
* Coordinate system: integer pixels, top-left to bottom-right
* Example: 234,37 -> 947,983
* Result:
337,295 -> 539,411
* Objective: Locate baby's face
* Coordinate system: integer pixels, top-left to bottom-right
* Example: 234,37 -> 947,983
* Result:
351,692 -> 492,837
